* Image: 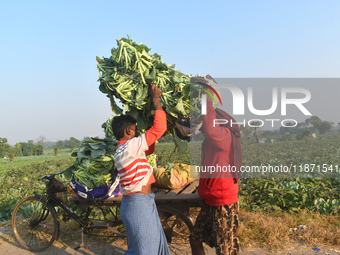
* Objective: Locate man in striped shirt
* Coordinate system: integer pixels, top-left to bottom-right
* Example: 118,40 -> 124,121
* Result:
112,84 -> 170,255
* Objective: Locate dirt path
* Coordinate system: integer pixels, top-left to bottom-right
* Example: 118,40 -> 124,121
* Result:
1,223 -> 339,255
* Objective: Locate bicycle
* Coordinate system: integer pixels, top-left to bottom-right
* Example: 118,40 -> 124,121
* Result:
11,170 -> 199,254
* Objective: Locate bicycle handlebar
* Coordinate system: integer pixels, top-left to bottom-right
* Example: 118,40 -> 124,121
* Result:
41,170 -> 66,181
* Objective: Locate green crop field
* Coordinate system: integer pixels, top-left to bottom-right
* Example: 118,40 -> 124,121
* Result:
0,139 -> 339,221
0,148 -> 73,171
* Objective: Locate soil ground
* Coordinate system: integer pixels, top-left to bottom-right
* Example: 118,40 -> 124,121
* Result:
1,224 -> 340,255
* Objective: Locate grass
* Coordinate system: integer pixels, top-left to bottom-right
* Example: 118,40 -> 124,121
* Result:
239,209 -> 340,251
188,207 -> 340,252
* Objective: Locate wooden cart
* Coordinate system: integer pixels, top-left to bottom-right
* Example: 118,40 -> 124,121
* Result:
69,179 -> 204,254
70,179 -> 203,209
12,169 -> 203,255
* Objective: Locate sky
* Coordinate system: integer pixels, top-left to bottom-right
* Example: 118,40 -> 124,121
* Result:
1,0 -> 340,145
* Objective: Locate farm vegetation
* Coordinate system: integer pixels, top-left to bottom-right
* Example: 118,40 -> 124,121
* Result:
1,137 -> 339,222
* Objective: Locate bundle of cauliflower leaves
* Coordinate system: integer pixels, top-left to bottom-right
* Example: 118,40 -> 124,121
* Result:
70,137 -> 117,189
68,36 -> 204,189
96,36 -> 202,152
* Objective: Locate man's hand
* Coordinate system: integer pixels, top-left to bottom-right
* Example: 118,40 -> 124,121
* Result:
149,83 -> 163,110
149,83 -> 162,99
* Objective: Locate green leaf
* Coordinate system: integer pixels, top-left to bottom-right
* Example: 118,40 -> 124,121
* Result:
172,73 -> 183,83
127,108 -> 139,120
171,98 -> 186,116
108,94 -> 123,114
124,103 -> 130,112
165,163 -> 175,173
63,166 -> 75,180
89,143 -> 106,150
156,62 -> 168,71
173,128 -> 188,153
96,56 -> 104,63
90,149 -> 105,158
145,66 -> 156,83
99,82 -> 108,94
136,85 -> 148,106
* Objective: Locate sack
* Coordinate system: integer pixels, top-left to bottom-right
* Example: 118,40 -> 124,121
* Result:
69,171 -> 120,199
175,117 -> 202,140
153,163 -> 193,189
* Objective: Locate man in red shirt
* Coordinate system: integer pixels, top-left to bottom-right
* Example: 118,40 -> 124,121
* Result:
190,92 -> 241,255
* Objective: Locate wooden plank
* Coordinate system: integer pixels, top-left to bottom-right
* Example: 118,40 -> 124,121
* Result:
155,191 -> 200,201
169,187 -> 183,195
153,189 -> 168,198
181,180 -> 199,195
154,179 -> 200,201
70,195 -> 123,207
192,179 -> 199,187
156,192 -> 200,201
154,190 -> 173,200
153,187 -> 170,195
160,190 -> 181,200
103,196 -> 123,202
154,185 -> 183,200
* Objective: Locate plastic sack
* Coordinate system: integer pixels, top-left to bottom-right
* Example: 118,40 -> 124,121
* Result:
174,117 -> 202,140
153,163 -> 192,189
69,171 -> 120,200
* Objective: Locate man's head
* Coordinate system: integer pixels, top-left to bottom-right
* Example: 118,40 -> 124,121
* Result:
112,115 -> 138,140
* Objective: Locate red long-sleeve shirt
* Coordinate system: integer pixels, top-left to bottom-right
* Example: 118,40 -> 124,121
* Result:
198,100 -> 239,205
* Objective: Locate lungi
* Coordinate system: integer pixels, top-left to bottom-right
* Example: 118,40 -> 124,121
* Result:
121,193 -> 171,255
190,201 -> 240,255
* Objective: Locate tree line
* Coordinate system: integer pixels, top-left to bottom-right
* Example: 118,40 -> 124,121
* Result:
0,137 -> 81,160
0,115 -> 335,158
228,115 -> 335,142
0,138 -> 43,162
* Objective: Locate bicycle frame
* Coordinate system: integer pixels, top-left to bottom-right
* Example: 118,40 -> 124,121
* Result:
13,171 -> 197,254
46,186 -> 87,228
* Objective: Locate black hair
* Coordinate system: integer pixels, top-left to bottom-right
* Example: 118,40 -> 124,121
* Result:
112,115 -> 137,140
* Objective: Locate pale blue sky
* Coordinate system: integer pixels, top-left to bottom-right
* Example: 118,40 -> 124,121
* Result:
1,0 -> 340,145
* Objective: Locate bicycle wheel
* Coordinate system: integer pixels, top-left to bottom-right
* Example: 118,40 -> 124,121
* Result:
157,205 -> 194,255
12,195 -> 59,251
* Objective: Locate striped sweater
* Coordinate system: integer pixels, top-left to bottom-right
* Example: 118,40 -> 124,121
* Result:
114,110 -> 167,195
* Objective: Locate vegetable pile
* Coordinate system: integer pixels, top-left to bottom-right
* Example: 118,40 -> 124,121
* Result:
70,137 -> 117,189
69,36 -> 207,189
96,36 -> 202,152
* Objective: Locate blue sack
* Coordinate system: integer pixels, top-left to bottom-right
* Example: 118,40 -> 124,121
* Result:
69,171 -> 120,199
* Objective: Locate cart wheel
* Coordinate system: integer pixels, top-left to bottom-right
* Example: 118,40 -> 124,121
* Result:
12,196 -> 59,252
157,205 -> 194,255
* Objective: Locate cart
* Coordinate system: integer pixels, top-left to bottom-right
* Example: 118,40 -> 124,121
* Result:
12,171 -> 204,255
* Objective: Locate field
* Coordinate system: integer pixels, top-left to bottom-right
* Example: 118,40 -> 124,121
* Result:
1,138 -> 340,250
0,148 -> 73,171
